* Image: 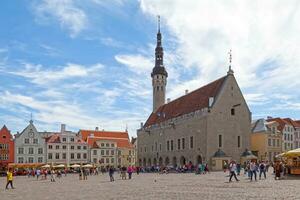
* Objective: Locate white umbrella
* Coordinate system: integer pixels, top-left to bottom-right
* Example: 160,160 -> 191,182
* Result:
41,164 -> 50,168
71,164 -> 81,168
54,164 -> 65,168
83,164 -> 93,168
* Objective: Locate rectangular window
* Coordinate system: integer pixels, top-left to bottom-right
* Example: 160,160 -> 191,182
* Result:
272,139 -> 275,146
83,146 -> 87,150
38,157 -> 43,163
18,147 -> 24,154
71,146 -> 74,150
218,135 -> 222,148
101,143 -> 104,147
77,153 -> 81,159
152,145 -> 154,152
277,139 -> 280,147
71,153 -> 74,159
155,142 -> 157,151
238,136 -> 241,148
55,153 -> 60,159
62,145 -> 66,150
48,153 -> 52,159
33,139 -> 38,144
93,150 -> 97,155
62,153 -> 66,159
284,134 -> 287,140
48,145 -> 53,149
111,150 -> 114,155
93,158 -> 97,163
62,138 -> 66,142
100,158 -> 104,164
144,147 -> 147,152
268,139 -> 271,146
70,138 -> 74,142
111,158 -> 114,163
159,143 -> 162,152
167,141 -> 170,151
18,157 -> 24,163
182,138 -> 185,150
190,136 -> 194,149
38,148 -> 43,154
106,150 -> 109,155
83,153 -> 87,159
28,157 -> 34,163
24,138 -> 29,144
101,150 -> 104,155
291,135 -> 293,141
56,145 -> 59,149
28,147 -> 34,154
77,146 -> 81,150
106,143 -> 109,147
177,139 -> 181,150
231,108 -> 235,115
171,140 -> 174,151
106,158 -> 109,164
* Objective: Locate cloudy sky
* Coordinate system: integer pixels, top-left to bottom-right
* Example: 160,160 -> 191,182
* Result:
0,0 -> 299,136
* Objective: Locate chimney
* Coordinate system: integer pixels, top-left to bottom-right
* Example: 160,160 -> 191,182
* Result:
167,98 -> 171,103
185,89 -> 189,95
140,122 -> 144,128
61,124 -> 66,133
95,127 -> 99,131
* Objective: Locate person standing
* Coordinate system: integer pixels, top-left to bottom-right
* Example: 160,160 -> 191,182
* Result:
50,169 -> 56,182
236,163 -> 241,175
36,169 -> 41,180
229,161 -> 239,182
109,166 -> 115,182
250,161 -> 257,181
259,161 -> 266,179
6,168 -> 14,189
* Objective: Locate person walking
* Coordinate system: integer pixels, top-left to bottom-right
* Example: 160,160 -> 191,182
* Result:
127,166 -> 133,179
50,169 -> 56,182
250,161 -> 257,181
229,161 -> 239,182
109,166 -> 115,182
36,169 -> 41,180
259,161 -> 267,179
5,168 -> 15,189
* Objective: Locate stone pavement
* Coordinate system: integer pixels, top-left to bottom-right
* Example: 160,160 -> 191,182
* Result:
0,170 -> 299,200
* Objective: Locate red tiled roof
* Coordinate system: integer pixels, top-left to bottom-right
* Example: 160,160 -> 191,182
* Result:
46,134 -> 61,143
80,130 -> 133,148
144,76 -> 227,127
79,130 -> 129,141
87,137 -> 133,149
284,118 -> 300,128
266,118 -> 288,132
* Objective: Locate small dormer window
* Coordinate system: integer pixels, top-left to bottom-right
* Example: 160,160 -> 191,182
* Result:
231,108 -> 235,115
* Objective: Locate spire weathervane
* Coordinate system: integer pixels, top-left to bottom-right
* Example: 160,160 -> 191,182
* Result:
30,113 -> 33,124
157,15 -> 160,33
227,49 -> 234,74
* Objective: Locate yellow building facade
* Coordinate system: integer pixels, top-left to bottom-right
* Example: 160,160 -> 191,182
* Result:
251,119 -> 282,162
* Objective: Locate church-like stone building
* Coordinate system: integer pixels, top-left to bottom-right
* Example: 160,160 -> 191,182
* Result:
137,19 -> 251,170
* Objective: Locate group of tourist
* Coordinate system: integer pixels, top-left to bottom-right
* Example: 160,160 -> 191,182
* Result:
227,159 -> 287,183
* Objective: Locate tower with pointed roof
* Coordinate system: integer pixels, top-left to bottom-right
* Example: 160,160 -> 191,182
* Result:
152,16 -> 168,112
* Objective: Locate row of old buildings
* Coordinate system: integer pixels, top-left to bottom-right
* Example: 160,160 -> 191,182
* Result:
251,117 -> 300,162
0,121 -> 136,170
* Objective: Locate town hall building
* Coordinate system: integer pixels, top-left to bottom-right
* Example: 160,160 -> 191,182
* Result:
137,18 -> 252,170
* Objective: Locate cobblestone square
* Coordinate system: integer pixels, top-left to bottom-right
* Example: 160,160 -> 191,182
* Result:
0,170 -> 299,200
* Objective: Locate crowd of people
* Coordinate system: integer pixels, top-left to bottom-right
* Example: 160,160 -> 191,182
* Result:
227,159 -> 288,183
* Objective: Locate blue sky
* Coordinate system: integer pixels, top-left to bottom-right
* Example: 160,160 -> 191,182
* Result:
0,0 -> 300,136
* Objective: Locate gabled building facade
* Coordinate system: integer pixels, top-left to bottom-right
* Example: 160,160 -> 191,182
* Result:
45,124 -> 88,165
14,120 -> 46,164
251,119 -> 282,162
0,125 -> 14,169
79,129 -> 134,167
137,20 -> 251,169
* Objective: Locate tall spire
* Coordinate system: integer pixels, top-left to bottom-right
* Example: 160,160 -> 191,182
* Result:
157,15 -> 160,33
227,49 -> 234,75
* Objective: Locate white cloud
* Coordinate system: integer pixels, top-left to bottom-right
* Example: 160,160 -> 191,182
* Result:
139,0 -> 300,99
115,54 -> 153,74
7,62 -> 103,85
34,0 -> 88,37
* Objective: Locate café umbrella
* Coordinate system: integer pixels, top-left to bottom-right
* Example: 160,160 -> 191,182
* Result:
283,148 -> 300,157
